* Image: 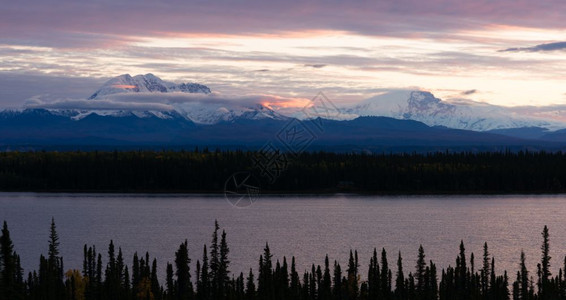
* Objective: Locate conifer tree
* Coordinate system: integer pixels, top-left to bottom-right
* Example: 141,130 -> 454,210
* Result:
395,251 -> 406,300
258,243 -> 273,300
199,245 -> 210,300
279,257 -> 289,300
217,230 -> 230,299
333,260 -> 343,300
315,264 -> 322,299
0,221 -> 24,300
104,240 -> 122,298
151,258 -> 160,300
175,240 -> 193,300
210,221 -> 220,299
309,265 -> 317,300
321,255 -> 331,300
429,261 -> 438,300
519,251 -> 529,300
408,272 -> 416,300
381,248 -> 391,299
347,250 -> 359,299
166,262 -> 175,300
290,257 -> 301,300
42,218 -> 65,300
302,272 -> 310,300
540,226 -> 551,298
489,258 -> 496,299
368,248 -> 380,300
245,269 -> 255,300
416,245 -> 426,299
456,241 -> 468,299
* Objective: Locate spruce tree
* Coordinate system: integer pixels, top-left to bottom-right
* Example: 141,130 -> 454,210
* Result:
519,251 -> 529,300
347,250 -> 359,299
258,243 -> 273,300
166,262 -> 175,300
481,242 -> 490,297
245,269 -> 256,300
321,255 -> 331,300
368,248 -> 380,300
429,261 -> 438,300
416,245 -> 426,299
540,225 -> 551,298
333,261 -> 343,300
199,245 -> 210,300
151,258 -> 160,300
218,230 -> 230,299
456,241 -> 468,299
395,251 -> 406,300
175,240 -> 193,300
210,221 -> 220,299
279,257 -> 290,300
0,221 -> 24,300
44,218 -> 65,300
381,248 -> 391,299
290,257 -> 300,300
309,265 -> 317,300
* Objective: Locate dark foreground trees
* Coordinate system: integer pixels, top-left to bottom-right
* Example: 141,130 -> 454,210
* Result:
2,220 -> 566,300
3,150 -> 566,194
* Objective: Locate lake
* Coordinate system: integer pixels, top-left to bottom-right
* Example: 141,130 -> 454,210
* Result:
0,193 -> 564,280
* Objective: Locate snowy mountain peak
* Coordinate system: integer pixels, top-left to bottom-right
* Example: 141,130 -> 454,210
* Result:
79,74 -> 286,124
88,73 -> 211,100
345,90 -> 566,131
404,91 -> 455,119
408,91 -> 439,105
176,102 -> 288,125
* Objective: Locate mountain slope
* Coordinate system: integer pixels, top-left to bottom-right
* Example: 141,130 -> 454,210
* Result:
82,73 -> 288,124
0,109 -> 557,152
88,73 -> 211,99
343,91 -> 566,131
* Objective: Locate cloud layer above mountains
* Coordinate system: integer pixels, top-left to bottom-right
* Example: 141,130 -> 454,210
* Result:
2,0 -> 566,108
25,92 -> 311,114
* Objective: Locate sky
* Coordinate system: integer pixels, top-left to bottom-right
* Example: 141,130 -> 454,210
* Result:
1,0 -> 566,109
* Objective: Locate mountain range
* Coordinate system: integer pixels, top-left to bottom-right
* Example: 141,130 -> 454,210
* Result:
344,90 -> 566,132
3,73 -> 566,151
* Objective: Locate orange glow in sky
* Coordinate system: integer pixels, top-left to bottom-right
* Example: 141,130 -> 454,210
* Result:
112,85 -> 137,89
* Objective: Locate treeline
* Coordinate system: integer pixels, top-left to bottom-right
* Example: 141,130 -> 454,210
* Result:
1,150 -> 566,193
1,220 -> 565,300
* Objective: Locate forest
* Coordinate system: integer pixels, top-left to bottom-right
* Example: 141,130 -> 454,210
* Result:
0,219 -> 564,300
1,149 -> 566,194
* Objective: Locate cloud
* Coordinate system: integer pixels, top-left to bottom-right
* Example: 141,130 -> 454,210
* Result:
25,98 -> 175,111
509,105 -> 566,123
304,64 -> 327,68
0,72 -> 104,108
2,0 -> 566,49
462,89 -> 477,95
23,91 -> 311,113
500,41 -> 566,52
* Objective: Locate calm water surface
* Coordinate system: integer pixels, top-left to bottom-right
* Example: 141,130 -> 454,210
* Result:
0,193 -> 565,279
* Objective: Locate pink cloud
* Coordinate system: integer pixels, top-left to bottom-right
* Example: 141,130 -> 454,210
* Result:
1,0 -> 564,48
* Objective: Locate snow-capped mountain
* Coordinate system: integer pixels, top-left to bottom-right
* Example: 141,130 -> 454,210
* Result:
88,73 -> 211,99
9,74 -> 566,150
343,90 -> 566,131
175,102 -> 288,125
80,74 -> 287,124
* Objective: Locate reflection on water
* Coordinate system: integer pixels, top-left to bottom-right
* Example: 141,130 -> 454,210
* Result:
1,193 -> 565,279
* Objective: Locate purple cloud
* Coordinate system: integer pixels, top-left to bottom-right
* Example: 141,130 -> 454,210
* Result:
2,0 -> 565,48
500,41 -> 566,52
